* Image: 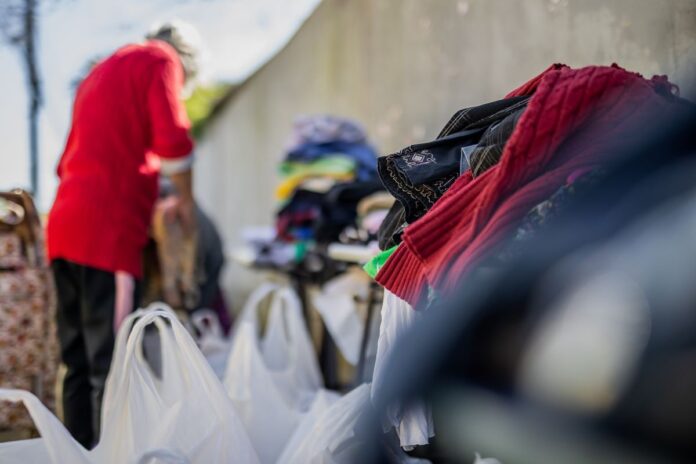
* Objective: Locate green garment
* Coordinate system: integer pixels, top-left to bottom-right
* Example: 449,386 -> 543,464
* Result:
278,155 -> 356,178
363,245 -> 399,279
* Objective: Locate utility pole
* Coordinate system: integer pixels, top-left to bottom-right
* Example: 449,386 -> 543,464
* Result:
24,0 -> 41,200
0,0 -> 43,200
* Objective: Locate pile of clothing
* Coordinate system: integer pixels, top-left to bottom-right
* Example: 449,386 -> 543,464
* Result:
373,64 -> 685,304
370,103 -> 696,463
366,63 -> 691,450
276,115 -> 383,244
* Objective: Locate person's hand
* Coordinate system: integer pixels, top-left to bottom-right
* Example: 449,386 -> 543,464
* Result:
155,195 -> 179,223
176,195 -> 196,236
154,194 -> 196,235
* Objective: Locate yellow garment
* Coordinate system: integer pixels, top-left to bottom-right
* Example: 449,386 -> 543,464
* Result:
275,173 -> 355,200
276,155 -> 357,200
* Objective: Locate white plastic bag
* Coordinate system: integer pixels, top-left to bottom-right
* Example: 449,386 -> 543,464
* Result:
0,438 -> 51,462
312,270 -> 376,365
277,384 -> 371,464
98,306 -> 259,463
0,389 -> 90,463
224,284 -> 322,463
278,389 -> 341,459
278,383 -> 431,464
0,305 -> 260,464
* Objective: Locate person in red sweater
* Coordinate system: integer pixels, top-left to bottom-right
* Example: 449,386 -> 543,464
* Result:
46,21 -> 201,447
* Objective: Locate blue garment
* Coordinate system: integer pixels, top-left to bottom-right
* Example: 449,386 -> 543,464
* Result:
286,141 -> 378,181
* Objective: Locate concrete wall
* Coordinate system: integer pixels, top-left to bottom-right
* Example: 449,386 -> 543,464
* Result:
195,0 -> 696,310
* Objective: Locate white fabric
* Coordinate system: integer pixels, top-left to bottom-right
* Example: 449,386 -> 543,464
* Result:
159,152 -> 195,175
371,290 -> 435,449
313,270 -> 375,365
224,283 -> 323,463
0,305 -> 259,464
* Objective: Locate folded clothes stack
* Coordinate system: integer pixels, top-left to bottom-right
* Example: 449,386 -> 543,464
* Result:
275,115 -> 383,244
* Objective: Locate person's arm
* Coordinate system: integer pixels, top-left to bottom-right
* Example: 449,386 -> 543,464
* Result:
166,167 -> 196,233
114,271 -> 136,332
147,56 -> 194,162
147,52 -> 197,232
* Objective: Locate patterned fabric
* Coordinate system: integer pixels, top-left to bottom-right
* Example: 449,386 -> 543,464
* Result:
0,190 -> 59,432
0,233 -> 25,268
378,154 -> 459,223
377,97 -> 529,224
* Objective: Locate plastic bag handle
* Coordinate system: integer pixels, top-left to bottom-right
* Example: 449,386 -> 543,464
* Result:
272,287 -> 317,361
262,287 -> 305,354
136,303 -> 235,417
236,282 -> 280,330
282,287 -> 323,385
102,307 -> 184,432
102,307 -> 175,424
100,304 -> 247,460
0,389 -> 90,464
114,310 -> 175,397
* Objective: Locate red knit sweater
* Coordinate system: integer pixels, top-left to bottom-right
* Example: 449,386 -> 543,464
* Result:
376,64 -> 676,305
47,40 -> 194,277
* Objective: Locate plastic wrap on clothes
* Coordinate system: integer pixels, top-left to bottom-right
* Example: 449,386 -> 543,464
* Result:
223,283 -> 323,463
371,291 -> 435,449
0,305 -> 259,464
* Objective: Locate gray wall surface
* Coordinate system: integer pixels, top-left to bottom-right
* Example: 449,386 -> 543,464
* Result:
195,0 -> 696,309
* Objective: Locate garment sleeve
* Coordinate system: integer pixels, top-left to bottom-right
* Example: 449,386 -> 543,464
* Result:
147,56 -> 195,160
159,152 -> 195,175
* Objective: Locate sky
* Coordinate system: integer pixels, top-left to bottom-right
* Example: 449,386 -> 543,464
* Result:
0,0 -> 322,211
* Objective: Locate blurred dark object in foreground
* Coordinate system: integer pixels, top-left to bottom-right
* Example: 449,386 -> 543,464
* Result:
362,93 -> 696,462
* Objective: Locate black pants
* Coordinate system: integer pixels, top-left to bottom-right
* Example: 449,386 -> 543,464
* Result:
52,259 -> 139,448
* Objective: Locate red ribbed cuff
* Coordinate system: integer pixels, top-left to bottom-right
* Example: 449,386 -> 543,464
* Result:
376,244 -> 428,307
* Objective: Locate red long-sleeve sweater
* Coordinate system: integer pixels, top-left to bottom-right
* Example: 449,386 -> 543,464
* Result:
47,40 -> 194,277
376,64 -> 677,305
